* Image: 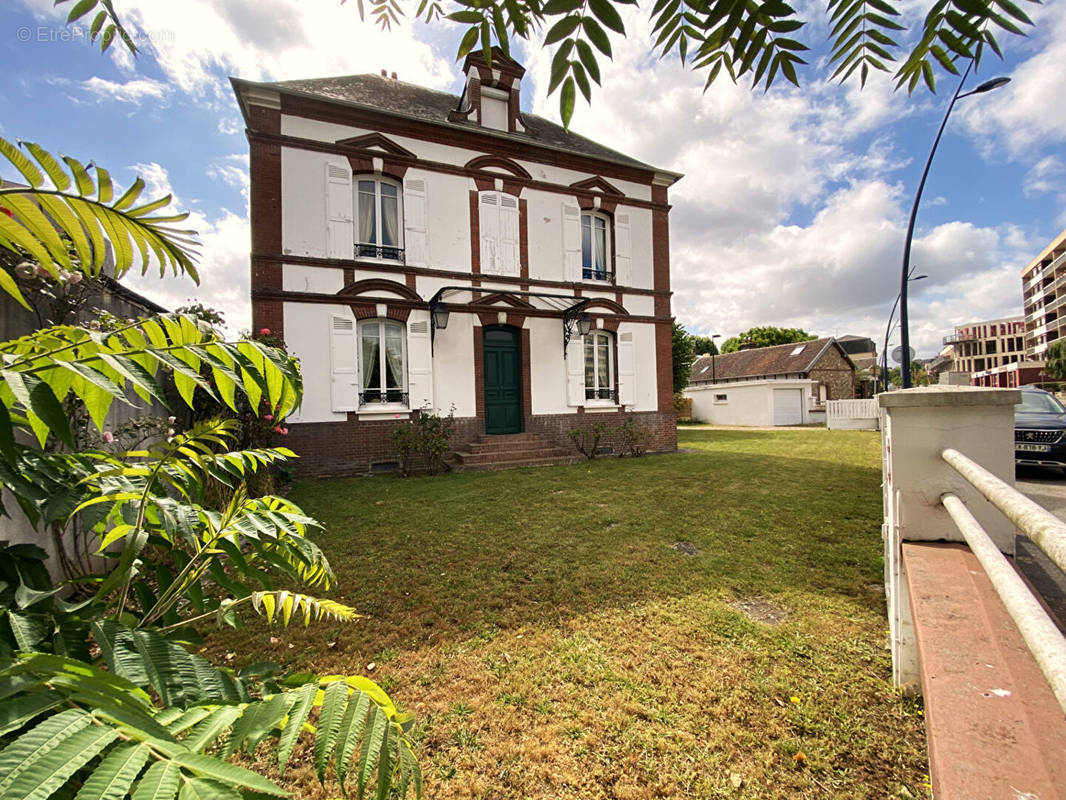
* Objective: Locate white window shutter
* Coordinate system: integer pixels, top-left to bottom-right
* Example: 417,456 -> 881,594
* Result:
566,335 -> 585,406
500,194 -> 520,275
617,331 -> 636,407
406,317 -> 433,410
614,213 -> 632,286
329,314 -> 358,412
479,192 -> 499,273
325,164 -> 353,259
404,177 -> 428,267
562,202 -> 582,282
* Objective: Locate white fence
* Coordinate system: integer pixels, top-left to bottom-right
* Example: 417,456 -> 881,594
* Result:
826,398 -> 879,430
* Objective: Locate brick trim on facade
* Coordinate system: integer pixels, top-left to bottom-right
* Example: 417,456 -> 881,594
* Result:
250,252 -> 670,299
245,130 -> 672,212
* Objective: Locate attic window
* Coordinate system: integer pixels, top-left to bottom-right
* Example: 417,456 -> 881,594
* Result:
480,87 -> 509,131
790,344 -> 806,356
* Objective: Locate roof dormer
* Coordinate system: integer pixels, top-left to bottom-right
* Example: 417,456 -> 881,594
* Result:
451,47 -> 526,134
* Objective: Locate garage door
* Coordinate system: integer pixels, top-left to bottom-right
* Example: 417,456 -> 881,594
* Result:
772,388 -> 804,426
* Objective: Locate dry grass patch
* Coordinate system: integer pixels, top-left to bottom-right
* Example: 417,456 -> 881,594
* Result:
206,428 -> 927,798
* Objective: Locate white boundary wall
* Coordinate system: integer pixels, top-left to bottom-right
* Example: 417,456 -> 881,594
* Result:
879,386 -> 1018,687
684,379 -> 815,426
827,398 -> 880,430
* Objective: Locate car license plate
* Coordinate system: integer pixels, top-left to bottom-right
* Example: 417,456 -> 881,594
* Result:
1017,443 -> 1051,453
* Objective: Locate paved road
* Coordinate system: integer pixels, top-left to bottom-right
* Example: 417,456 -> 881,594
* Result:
1014,466 -> 1066,631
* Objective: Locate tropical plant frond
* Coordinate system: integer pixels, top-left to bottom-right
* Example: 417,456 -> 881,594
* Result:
92,620 -> 249,706
826,0 -> 905,86
0,140 -> 198,310
250,591 -> 360,627
0,316 -> 301,453
52,0 -> 140,54
894,0 -> 1038,93
0,655 -> 420,800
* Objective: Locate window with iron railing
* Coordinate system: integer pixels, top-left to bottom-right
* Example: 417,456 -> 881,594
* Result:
584,331 -> 615,402
355,177 -> 404,262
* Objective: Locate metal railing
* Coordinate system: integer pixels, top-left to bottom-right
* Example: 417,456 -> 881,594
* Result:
581,267 -> 614,282
584,387 -> 617,402
359,390 -> 408,406
355,244 -> 405,262
939,447 -> 1066,713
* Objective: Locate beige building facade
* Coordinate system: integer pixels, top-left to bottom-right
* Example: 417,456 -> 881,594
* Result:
943,316 -> 1026,374
1021,228 -> 1066,359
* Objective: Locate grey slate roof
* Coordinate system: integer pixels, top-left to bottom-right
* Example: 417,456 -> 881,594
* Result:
688,338 -> 854,384
254,73 -> 671,175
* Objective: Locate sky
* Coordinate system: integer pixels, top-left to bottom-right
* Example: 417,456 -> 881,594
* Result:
2,0 -> 1064,358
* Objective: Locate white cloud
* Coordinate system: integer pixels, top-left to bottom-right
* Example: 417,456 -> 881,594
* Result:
124,207 -> 252,335
79,77 -> 169,104
116,163 -> 251,333
208,154 -> 250,201
523,9 -> 1041,356
959,1 -> 1066,160
128,161 -> 174,201
95,0 -> 458,104
1024,156 -> 1065,197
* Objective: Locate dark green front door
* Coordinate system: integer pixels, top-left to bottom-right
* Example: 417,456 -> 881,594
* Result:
483,326 -> 522,434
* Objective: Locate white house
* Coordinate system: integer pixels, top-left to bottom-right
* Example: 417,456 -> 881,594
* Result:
231,50 -> 682,475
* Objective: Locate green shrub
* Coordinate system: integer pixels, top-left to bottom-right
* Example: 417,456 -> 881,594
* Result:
568,421 -> 606,460
620,415 -> 651,457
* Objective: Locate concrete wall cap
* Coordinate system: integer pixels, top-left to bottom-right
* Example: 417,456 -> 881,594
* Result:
878,385 -> 1020,409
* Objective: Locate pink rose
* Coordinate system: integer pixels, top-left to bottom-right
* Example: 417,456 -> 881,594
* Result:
273,426 -> 283,434
279,427 -> 289,435
259,328 -> 271,336
263,414 -> 273,421
102,431 -> 114,444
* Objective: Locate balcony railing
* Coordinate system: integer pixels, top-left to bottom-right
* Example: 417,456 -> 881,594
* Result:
355,244 -> 405,262
359,389 -> 408,406
584,387 -> 617,402
582,267 -> 614,282
943,333 -> 977,345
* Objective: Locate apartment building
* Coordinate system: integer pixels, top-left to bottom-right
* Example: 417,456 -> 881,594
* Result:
943,316 -> 1026,373
1021,228 -> 1066,359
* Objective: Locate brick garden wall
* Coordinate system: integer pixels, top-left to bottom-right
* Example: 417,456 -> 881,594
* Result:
281,409 -> 677,477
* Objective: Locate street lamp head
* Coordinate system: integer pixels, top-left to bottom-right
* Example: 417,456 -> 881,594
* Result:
912,274 -> 928,281
971,76 -> 1011,95
711,334 -> 721,339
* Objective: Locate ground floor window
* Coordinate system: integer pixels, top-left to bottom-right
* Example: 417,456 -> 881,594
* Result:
359,318 -> 407,405
584,331 -> 614,401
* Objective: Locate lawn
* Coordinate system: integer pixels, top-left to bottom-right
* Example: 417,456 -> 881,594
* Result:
210,428 -> 928,799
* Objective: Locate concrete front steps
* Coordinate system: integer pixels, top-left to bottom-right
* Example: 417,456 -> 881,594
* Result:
451,433 -> 580,472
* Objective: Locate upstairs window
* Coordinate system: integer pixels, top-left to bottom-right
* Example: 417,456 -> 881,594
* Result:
581,212 -> 611,281
356,177 -> 404,261
359,319 -> 407,406
584,331 -> 615,402
478,191 -> 520,275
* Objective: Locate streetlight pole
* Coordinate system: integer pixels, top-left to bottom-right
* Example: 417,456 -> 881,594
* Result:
882,271 -> 927,392
898,66 -> 1011,388
710,334 -> 722,382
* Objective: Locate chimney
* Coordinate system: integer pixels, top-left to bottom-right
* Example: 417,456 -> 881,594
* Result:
391,72 -> 397,80
380,69 -> 387,77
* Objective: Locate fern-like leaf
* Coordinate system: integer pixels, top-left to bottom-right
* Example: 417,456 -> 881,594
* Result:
0,140 -> 198,309
250,591 -> 361,626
